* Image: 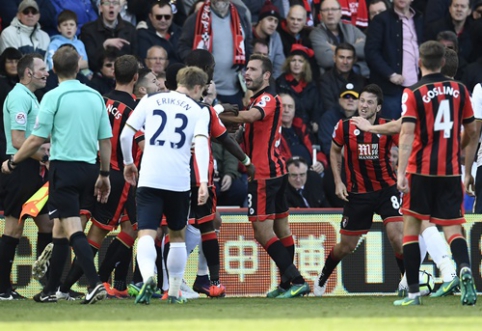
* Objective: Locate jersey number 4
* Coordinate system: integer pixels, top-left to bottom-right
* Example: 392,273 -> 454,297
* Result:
434,100 -> 453,139
149,109 -> 188,149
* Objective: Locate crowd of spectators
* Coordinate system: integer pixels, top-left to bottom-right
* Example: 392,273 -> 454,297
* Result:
1,0 -> 481,209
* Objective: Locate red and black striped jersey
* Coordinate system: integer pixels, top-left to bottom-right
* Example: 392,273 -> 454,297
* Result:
103,90 -> 139,171
332,116 -> 397,193
244,88 -> 285,180
401,74 -> 474,176
191,105 -> 227,186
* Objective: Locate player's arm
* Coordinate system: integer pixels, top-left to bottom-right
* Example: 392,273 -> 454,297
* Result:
397,121 -> 415,193
330,141 -> 348,201
218,106 -> 263,124
217,132 -> 255,181
463,120 -> 479,196
195,133 -> 210,205
2,134 -> 47,174
10,130 -> 48,161
120,123 -> 138,186
352,117 -> 402,135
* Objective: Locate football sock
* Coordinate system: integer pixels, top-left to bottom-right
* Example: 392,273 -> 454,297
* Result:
98,232 -> 135,282
279,235 -> 295,289
163,236 -> 170,269
448,234 -> 470,272
137,235 -> 156,281
422,226 -> 456,282
132,256 -> 142,284
201,231 -> 220,282
402,236 -> 421,293
264,238 -> 304,285
36,232 -> 52,258
395,253 -> 405,275
197,239 -> 209,276
69,231 -> 101,289
113,247 -> 132,291
155,239 -> 163,289
167,242 -> 187,297
60,241 -> 98,292
418,235 -> 427,262
185,224 -> 201,256
0,235 -> 19,293
319,249 -> 340,287
44,238 -> 69,293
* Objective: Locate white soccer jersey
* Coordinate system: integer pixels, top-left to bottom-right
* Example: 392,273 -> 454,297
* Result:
127,91 -> 210,191
472,84 -> 482,166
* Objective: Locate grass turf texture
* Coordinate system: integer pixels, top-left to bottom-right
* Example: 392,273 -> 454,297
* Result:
1,296 -> 481,331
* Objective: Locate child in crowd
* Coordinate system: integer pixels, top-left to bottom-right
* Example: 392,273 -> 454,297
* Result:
45,10 -> 91,78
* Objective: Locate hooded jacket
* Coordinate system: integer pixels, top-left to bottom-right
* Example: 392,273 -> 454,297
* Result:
0,17 -> 50,56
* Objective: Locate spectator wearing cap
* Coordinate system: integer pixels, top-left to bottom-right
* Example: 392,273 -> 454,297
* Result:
425,0 -> 475,64
242,0 -> 285,23
252,1 -> 285,79
80,0 -> 137,73
276,44 -> 321,133
0,0 -> 50,56
136,0 -> 182,64
309,0 -> 368,78
319,42 -> 366,112
285,156 -> 329,208
317,84 -> 359,157
277,4 -> 313,58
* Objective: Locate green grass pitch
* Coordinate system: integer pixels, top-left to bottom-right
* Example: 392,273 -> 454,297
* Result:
1,296 -> 482,331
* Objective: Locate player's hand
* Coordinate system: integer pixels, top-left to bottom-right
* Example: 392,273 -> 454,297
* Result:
203,80 -> 217,105
95,176 -> 111,203
352,116 -> 372,132
397,175 -> 409,194
198,182 -> 208,205
335,182 -> 349,201
103,38 -> 130,50
222,103 -> 239,116
311,162 -> 324,174
123,163 -> 138,186
245,163 -> 255,182
221,175 -> 233,191
1,160 -> 12,174
465,174 -> 475,196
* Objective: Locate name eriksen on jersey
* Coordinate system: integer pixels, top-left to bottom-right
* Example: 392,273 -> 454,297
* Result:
422,86 -> 459,103
156,97 -> 191,111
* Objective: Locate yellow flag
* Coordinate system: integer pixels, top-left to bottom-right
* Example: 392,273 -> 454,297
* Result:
19,182 -> 49,221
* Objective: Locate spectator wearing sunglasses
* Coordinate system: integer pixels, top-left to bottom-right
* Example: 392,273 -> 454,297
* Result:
80,0 -> 137,73
0,0 -> 50,56
90,50 -> 117,95
137,0 -> 182,65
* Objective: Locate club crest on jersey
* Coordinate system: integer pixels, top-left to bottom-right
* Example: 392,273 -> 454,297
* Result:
256,95 -> 270,107
354,129 -> 360,136
358,143 -> 379,160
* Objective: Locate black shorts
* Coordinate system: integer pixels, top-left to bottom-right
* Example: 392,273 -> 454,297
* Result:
91,169 -> 136,231
341,185 -> 402,236
402,174 -> 465,225
247,175 -> 289,222
0,157 -> 47,219
48,161 -> 99,219
137,186 -> 190,231
189,185 -> 216,225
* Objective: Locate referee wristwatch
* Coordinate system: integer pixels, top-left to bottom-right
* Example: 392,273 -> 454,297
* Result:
7,156 -> 17,171
99,170 -> 110,177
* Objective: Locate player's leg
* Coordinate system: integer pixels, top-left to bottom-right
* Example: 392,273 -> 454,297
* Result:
273,215 -> 295,291
0,216 -> 24,299
32,213 -> 53,284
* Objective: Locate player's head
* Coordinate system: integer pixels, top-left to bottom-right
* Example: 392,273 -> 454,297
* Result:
184,49 -> 215,82
358,84 -> 383,121
114,55 -> 139,85
286,156 -> 309,190
53,47 -> 79,79
165,63 -> 186,90
135,68 -> 161,97
419,41 -> 446,72
177,66 -> 209,100
441,48 -> 458,78
245,54 -> 272,92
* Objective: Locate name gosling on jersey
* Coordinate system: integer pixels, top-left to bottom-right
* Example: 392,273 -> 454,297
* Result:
422,86 -> 460,103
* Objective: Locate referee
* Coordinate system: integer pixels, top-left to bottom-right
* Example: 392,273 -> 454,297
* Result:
2,47 -> 113,304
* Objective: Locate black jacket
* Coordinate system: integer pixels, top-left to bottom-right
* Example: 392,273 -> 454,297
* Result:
137,19 -> 182,63
285,171 -> 328,208
80,16 -> 138,72
319,68 -> 366,112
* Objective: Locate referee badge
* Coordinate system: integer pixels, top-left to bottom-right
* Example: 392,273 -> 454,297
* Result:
15,112 -> 27,125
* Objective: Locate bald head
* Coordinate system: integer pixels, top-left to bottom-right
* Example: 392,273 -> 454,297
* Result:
287,5 -> 307,35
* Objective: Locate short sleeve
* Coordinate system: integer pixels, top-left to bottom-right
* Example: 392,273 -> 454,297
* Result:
126,96 -> 148,132
473,84 -> 482,120
98,102 -> 113,140
7,95 -> 32,131
210,107 -> 227,138
401,88 -> 417,123
32,93 -> 55,138
332,119 -> 344,146
194,106 -> 210,138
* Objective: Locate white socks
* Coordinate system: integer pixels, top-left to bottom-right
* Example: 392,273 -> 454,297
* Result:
137,235 -> 156,282
185,224 -> 201,255
167,242 -> 187,298
422,226 -> 456,282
